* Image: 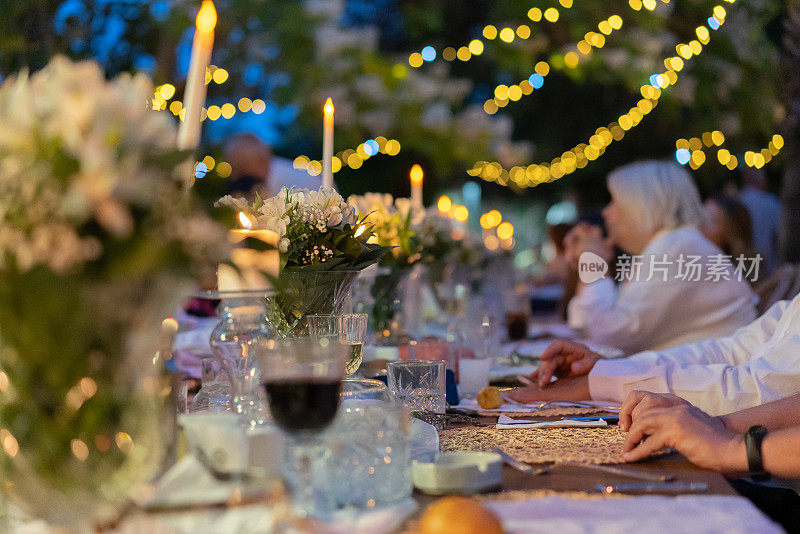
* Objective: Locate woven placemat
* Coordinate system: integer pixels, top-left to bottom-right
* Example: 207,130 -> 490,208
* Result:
476,406 -> 608,418
438,426 -> 629,464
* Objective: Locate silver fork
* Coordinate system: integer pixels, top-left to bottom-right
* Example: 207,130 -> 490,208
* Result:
493,448 -> 673,482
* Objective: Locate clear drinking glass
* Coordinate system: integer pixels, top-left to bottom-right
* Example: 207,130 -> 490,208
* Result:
386,360 -> 447,415
255,337 -> 348,517
189,358 -> 232,413
308,313 -> 368,376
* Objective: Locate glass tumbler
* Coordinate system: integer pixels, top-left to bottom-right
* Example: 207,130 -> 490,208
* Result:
386,360 -> 447,415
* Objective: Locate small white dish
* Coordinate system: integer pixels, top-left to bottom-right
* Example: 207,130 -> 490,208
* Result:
412,451 -> 502,495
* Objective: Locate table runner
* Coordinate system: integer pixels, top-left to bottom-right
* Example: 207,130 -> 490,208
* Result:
438,426 -> 630,464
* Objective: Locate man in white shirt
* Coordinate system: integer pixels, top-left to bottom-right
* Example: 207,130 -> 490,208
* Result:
224,132 -> 326,196
508,293 -> 800,416
563,161 -> 756,354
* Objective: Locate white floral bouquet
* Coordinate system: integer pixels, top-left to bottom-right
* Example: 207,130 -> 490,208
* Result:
217,187 -> 388,336
0,57 -> 227,524
217,187 -> 386,271
348,192 -> 424,267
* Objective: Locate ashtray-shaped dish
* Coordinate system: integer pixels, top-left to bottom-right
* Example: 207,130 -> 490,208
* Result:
412,451 -> 502,495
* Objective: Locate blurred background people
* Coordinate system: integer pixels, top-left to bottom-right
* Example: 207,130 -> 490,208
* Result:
563,160 -> 756,354
739,167 -> 781,277
702,194 -> 756,268
223,132 -> 326,196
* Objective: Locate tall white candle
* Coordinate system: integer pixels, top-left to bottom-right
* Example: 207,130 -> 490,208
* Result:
410,164 -> 423,210
217,212 -> 280,291
322,97 -> 334,189
177,0 -> 216,150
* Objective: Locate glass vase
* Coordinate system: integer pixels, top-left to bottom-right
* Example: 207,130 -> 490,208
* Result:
265,270 -> 359,338
0,272 -> 184,532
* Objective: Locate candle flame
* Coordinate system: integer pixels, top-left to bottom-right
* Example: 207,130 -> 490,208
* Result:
196,0 -> 217,33
238,211 -> 253,230
410,164 -> 423,184
324,97 -> 334,116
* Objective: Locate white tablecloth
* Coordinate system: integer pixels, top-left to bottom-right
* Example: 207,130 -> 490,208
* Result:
484,494 -> 781,534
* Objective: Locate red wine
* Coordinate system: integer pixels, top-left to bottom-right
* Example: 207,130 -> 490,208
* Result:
264,379 -> 341,433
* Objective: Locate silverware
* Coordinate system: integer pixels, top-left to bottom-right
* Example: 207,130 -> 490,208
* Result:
493,448 -> 674,483
561,462 -> 674,482
597,481 -> 707,494
493,448 -> 551,476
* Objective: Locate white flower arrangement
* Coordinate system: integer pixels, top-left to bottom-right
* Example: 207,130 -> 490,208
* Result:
348,192 -> 424,265
0,56 -> 219,273
217,187 -> 385,271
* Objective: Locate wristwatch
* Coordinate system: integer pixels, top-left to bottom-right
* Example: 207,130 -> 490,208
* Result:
744,425 -> 769,481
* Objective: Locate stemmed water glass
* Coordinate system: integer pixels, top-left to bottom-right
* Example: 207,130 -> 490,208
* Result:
308,313 -> 368,376
255,337 -> 348,517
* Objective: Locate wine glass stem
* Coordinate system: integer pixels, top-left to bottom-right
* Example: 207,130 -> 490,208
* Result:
290,441 -> 318,517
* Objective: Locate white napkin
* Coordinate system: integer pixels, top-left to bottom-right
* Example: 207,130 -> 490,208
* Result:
495,414 -> 608,429
483,494 -> 782,534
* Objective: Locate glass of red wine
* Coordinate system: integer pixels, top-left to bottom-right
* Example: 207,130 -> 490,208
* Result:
255,337 -> 348,516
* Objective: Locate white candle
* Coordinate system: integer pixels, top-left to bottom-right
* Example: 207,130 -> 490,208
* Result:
410,164 -> 423,210
322,97 -> 334,189
177,0 -> 216,150
217,212 -> 280,291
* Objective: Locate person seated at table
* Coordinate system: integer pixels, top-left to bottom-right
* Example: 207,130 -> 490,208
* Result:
563,160 -> 756,354
619,390 -> 800,530
507,292 -> 800,415
701,194 -> 756,277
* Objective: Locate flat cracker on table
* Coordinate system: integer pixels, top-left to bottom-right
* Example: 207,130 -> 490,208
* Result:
439,426 -> 630,464
476,405 -> 608,418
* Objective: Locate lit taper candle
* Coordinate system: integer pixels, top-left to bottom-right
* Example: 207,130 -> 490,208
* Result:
177,0 -> 217,150
410,164 -> 423,209
322,97 -> 334,189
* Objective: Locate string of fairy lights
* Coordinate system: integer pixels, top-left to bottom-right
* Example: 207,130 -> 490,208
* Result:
467,2 -> 745,189
158,0 -> 781,183
675,133 -> 785,171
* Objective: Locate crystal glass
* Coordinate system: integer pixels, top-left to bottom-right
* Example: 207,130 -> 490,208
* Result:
189,358 -> 232,413
325,378 -> 411,510
386,360 -> 447,415
265,270 -> 359,338
256,337 -> 348,517
308,313 -> 367,376
208,290 -> 274,426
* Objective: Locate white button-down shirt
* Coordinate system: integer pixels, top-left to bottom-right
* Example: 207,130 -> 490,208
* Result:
568,227 -> 757,354
589,296 -> 800,415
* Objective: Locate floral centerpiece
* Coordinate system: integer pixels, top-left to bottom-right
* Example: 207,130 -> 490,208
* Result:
217,187 -> 388,336
416,209 -> 488,318
348,193 -> 424,334
0,57 -> 228,527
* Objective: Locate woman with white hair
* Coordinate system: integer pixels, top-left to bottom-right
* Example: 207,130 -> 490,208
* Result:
563,160 -> 756,354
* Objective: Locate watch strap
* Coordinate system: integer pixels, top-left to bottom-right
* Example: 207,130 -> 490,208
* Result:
744,425 -> 769,481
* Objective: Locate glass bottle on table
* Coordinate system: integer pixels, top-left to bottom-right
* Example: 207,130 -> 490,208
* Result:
208,290 -> 273,427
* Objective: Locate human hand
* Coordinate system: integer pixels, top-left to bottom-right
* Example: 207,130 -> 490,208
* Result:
622,404 -> 746,473
563,223 -> 614,268
531,339 -> 604,388
619,391 -> 693,431
506,375 -> 591,404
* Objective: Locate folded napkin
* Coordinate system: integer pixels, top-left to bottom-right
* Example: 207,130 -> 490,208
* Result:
172,316 -> 218,379
495,414 -> 608,430
484,494 -> 782,534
